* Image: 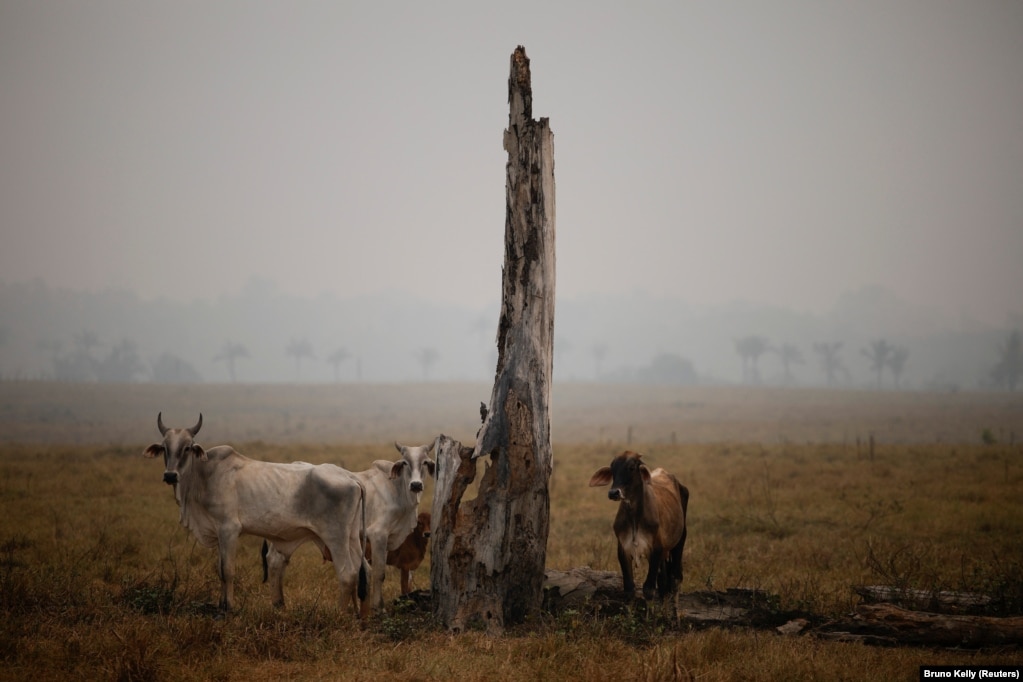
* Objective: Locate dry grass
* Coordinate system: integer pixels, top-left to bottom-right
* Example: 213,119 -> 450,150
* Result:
556,440 -> 1023,617
3,381 -> 1022,446
1,384 -> 1022,680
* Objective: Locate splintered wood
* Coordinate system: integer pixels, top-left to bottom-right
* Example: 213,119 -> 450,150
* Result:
430,46 -> 556,634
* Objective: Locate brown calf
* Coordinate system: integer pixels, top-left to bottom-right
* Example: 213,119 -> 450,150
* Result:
364,511 -> 432,595
589,451 -> 689,600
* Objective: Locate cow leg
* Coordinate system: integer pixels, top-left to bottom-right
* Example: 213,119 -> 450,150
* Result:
673,483 -> 689,592
670,531 -> 685,586
323,540 -> 361,618
655,556 -> 668,596
263,542 -> 291,608
657,556 -> 675,598
617,543 -> 636,597
643,548 -> 663,601
358,556 -> 370,621
400,568 -> 411,595
365,531 -> 388,616
319,519 -> 367,619
217,527 -> 241,612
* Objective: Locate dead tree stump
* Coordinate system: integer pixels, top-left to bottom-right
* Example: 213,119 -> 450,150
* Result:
430,46 -> 555,634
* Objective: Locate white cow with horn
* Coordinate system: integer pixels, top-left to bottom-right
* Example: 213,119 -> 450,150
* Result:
261,441 -> 436,616
354,442 -> 435,616
144,413 -> 368,614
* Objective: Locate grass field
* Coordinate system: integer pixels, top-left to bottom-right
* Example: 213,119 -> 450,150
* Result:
1,383 -> 1021,680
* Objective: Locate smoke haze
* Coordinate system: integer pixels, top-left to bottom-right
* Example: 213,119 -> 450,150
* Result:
2,2 -> 1021,324
1,2 -> 1021,389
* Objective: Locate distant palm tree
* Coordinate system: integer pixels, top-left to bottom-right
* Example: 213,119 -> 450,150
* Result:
862,339 -> 894,390
991,330 -> 1022,391
735,335 -> 770,384
286,338 -> 315,381
887,346 -> 909,390
214,340 -> 249,383
775,343 -> 804,386
812,342 -> 846,387
413,347 -> 440,381
326,347 -> 351,382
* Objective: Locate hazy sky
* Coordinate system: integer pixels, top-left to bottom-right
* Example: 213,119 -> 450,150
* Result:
2,2 -> 1021,325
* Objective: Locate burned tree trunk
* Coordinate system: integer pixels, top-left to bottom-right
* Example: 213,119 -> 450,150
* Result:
430,46 -> 555,634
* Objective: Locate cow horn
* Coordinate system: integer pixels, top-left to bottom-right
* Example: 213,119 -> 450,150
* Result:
188,413 -> 203,436
157,412 -> 169,436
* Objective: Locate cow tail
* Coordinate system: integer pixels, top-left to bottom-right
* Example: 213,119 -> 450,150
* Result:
357,482 -> 369,602
672,482 -> 690,583
261,539 -> 270,583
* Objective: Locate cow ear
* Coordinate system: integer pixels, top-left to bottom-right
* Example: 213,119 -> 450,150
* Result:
390,460 -> 407,479
588,467 -> 612,487
143,444 -> 164,459
424,459 -> 436,477
640,465 -> 652,483
193,444 -> 208,462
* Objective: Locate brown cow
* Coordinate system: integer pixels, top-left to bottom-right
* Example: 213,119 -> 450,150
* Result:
387,511 -> 431,594
588,451 -> 689,600
363,511 -> 431,595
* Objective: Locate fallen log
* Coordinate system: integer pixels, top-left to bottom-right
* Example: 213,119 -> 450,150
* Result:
818,603 -> 1023,648
543,567 -> 787,627
853,585 -> 993,615
543,569 -> 1023,648
406,567 -> 1023,649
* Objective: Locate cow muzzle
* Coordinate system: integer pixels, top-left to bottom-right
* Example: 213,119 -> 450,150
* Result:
608,489 -> 622,501
163,471 -> 178,486
410,481 -> 424,493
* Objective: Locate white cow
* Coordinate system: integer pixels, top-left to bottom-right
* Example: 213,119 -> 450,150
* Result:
354,442 -> 435,616
143,413 -> 368,614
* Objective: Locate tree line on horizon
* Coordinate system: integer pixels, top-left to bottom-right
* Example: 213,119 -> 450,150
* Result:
4,326 -> 1020,392
733,336 -> 912,390
0,279 -> 1019,389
